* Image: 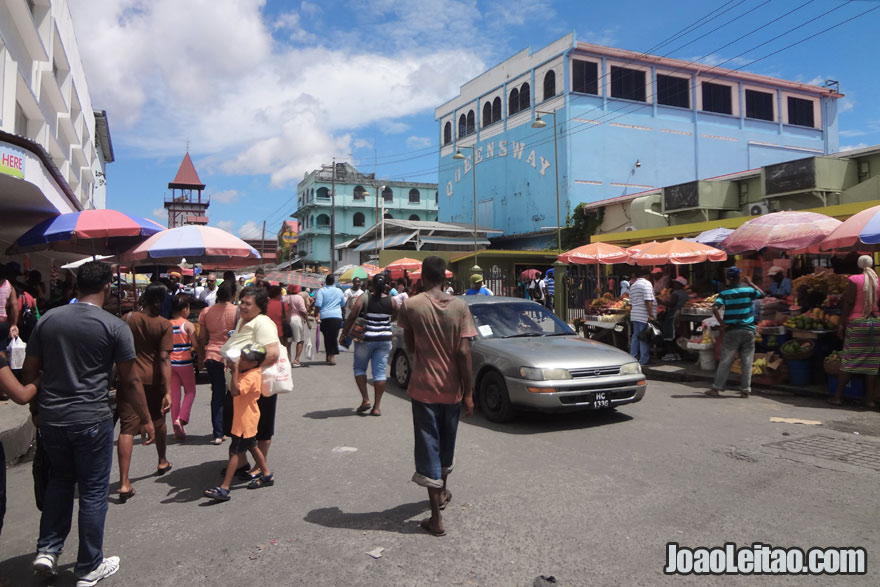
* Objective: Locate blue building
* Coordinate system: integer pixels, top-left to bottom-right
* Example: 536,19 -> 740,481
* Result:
434,33 -> 842,248
295,162 -> 438,267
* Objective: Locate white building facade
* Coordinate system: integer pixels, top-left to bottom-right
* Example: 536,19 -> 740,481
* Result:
0,0 -> 113,251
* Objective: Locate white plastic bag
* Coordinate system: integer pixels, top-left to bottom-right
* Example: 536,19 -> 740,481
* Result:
7,336 -> 26,370
261,354 -> 293,397
303,321 -> 315,361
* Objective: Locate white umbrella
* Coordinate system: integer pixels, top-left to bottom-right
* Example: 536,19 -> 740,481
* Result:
61,255 -> 113,269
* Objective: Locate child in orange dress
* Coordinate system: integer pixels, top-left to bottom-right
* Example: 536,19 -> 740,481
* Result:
204,344 -> 274,501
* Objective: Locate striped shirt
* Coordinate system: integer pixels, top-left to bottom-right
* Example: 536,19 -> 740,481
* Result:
628,278 -> 656,323
545,277 -> 554,297
362,294 -> 394,342
714,285 -> 763,330
170,318 -> 193,365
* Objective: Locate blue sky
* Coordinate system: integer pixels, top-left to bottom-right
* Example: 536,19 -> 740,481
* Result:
69,0 -> 880,239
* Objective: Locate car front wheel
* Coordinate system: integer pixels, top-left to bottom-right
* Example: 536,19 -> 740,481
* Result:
479,371 -> 515,423
393,351 -> 411,388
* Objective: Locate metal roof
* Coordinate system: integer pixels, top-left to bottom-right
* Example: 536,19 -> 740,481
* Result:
93,110 -> 114,163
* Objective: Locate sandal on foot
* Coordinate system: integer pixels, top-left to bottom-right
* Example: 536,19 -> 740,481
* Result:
173,421 -> 186,440
156,463 -> 173,476
356,403 -> 372,413
439,490 -> 452,511
119,488 -> 135,504
419,519 -> 446,537
237,468 -> 261,481
211,437 -> 225,445
370,409 -> 381,417
204,486 -> 230,501
247,473 -> 275,489
704,389 -> 720,397
221,464 -> 249,476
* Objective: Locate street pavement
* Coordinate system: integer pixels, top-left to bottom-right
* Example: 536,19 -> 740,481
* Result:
1,349 -> 879,586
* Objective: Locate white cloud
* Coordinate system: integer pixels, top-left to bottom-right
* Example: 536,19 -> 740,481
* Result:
274,11 -> 315,43
406,136 -> 431,149
212,189 -> 239,204
839,143 -> 869,152
152,208 -> 167,221
384,121 -> 410,134
215,220 -> 235,231
300,1 -> 321,17
838,98 -> 855,114
70,0 -> 486,188
238,220 -> 263,239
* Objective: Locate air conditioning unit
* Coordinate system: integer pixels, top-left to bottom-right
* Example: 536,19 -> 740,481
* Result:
747,203 -> 769,216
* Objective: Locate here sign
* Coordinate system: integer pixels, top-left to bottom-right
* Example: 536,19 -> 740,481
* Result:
0,144 -> 26,179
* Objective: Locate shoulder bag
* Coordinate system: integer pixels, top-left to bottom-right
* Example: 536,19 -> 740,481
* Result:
349,293 -> 370,343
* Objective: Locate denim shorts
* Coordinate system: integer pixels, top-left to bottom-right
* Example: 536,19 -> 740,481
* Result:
411,399 -> 460,487
353,340 -> 392,381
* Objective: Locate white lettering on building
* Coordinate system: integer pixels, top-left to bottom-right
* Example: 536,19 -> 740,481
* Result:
464,156 -> 472,174
446,181 -> 454,196
525,150 -> 536,168
539,156 -> 551,176
511,141 -> 526,159
444,139 -> 551,198
499,140 -> 507,156
486,141 -> 494,159
475,147 -> 483,165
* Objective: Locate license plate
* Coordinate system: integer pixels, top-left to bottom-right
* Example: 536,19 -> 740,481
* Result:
591,392 -> 610,409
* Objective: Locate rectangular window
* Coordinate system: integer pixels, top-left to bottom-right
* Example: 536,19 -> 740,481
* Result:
788,96 -> 815,128
656,74 -> 690,108
572,59 -> 598,95
745,89 -> 774,121
610,66 -> 646,102
701,82 -> 732,115
14,102 -> 28,136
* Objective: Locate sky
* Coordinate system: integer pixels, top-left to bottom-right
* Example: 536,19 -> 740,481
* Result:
68,0 -> 880,240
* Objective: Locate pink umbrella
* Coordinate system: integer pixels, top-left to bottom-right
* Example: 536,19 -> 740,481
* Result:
382,257 -> 423,279
721,211 -> 841,254
628,239 -> 727,265
558,242 -> 629,265
121,225 -> 261,266
625,241 -> 658,256
820,204 -> 880,251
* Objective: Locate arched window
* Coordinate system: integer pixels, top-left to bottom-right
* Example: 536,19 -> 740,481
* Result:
353,212 -> 365,227
458,114 -> 466,137
353,185 -> 366,200
466,110 -> 475,135
519,82 -> 530,112
384,213 -> 393,219
409,188 -> 420,203
316,214 -> 330,227
543,70 -> 556,101
482,102 -> 492,127
492,97 -> 501,122
316,187 -> 330,200
409,214 -> 420,221
443,122 -> 451,145
382,186 -> 393,202
509,88 -> 519,115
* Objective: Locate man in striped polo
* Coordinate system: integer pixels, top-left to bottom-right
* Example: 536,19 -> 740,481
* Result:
707,266 -> 764,398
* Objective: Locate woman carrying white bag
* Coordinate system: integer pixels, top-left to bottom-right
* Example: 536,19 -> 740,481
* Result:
219,286 -> 283,484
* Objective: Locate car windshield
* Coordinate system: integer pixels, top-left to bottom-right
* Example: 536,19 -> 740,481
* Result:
469,302 -> 575,339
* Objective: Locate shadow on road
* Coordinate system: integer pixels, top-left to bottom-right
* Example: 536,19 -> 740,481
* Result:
153,459 -> 228,504
304,502 -> 429,534
302,408 -> 361,419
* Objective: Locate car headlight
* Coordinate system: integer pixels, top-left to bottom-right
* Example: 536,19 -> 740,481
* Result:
519,367 -> 573,380
619,362 -> 642,375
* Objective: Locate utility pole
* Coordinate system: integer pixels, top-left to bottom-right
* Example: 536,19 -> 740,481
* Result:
330,157 -> 336,273
260,220 -> 266,262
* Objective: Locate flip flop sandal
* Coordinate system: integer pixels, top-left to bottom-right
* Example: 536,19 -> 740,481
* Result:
247,473 -> 275,489
370,409 -> 381,417
704,389 -> 720,397
356,403 -> 372,413
439,490 -> 452,511
204,486 -> 230,501
119,488 -> 136,504
419,519 -> 446,537
156,463 -> 173,476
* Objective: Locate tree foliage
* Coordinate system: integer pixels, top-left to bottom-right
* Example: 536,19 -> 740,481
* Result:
560,203 -> 604,250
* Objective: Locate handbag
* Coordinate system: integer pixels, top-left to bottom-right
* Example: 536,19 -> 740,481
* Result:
637,321 -> 662,343
349,293 -> 369,343
261,354 -> 293,396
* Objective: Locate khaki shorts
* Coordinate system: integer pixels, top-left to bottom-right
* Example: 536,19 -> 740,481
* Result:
118,384 -> 166,435
289,315 -> 305,344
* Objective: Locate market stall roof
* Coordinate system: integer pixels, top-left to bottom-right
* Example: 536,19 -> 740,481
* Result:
338,219 -> 501,252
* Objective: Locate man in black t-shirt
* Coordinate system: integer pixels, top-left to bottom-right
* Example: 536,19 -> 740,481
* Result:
22,262 -> 155,585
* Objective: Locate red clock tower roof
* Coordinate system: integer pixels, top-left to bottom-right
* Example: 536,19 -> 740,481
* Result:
168,152 -> 205,189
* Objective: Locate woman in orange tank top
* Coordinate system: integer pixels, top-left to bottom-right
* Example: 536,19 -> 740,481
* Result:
169,294 -> 199,440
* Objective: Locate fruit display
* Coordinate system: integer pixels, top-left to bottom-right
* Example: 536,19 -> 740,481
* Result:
587,293 -> 630,315
757,318 -> 786,328
792,272 -> 850,296
783,308 -> 839,331
684,294 -> 718,309
781,339 -> 815,358
752,356 -> 770,375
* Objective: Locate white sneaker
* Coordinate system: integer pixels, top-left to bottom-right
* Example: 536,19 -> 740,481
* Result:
76,556 -> 120,587
33,552 -> 58,576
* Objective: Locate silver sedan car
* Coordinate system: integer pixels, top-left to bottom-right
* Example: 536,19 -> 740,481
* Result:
390,296 -> 647,422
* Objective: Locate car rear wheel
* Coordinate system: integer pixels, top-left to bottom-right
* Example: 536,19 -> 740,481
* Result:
393,351 -> 411,388
479,371 -> 515,423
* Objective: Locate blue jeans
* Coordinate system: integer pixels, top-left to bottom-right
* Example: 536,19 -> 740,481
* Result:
713,328 -> 756,393
630,321 -> 651,365
206,359 -> 226,440
411,400 -> 460,487
37,418 -> 114,576
353,340 -> 392,382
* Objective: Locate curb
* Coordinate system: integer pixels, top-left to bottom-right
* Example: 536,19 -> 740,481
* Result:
643,365 -> 828,399
0,402 -> 35,465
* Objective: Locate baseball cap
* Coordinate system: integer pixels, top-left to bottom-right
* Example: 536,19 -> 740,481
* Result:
768,266 -> 784,275
241,343 -> 267,363
674,276 -> 688,287
726,266 -> 742,278
470,274 -> 483,284
168,271 -> 182,279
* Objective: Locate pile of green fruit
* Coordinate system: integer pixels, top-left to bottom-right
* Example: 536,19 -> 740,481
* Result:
781,339 -> 814,358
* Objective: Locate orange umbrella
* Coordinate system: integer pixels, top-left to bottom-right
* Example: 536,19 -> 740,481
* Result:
409,269 -> 453,281
628,239 -> 727,265
382,257 -> 423,279
625,241 -> 658,256
558,242 -> 628,265
360,263 -> 381,275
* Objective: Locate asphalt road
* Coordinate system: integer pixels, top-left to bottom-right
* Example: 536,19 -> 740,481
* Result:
1,349 -> 879,586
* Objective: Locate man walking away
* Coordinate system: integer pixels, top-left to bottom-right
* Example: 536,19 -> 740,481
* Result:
544,269 -> 555,310
706,266 -> 764,398
22,261 -> 155,586
628,267 -> 656,366
398,256 -> 477,537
